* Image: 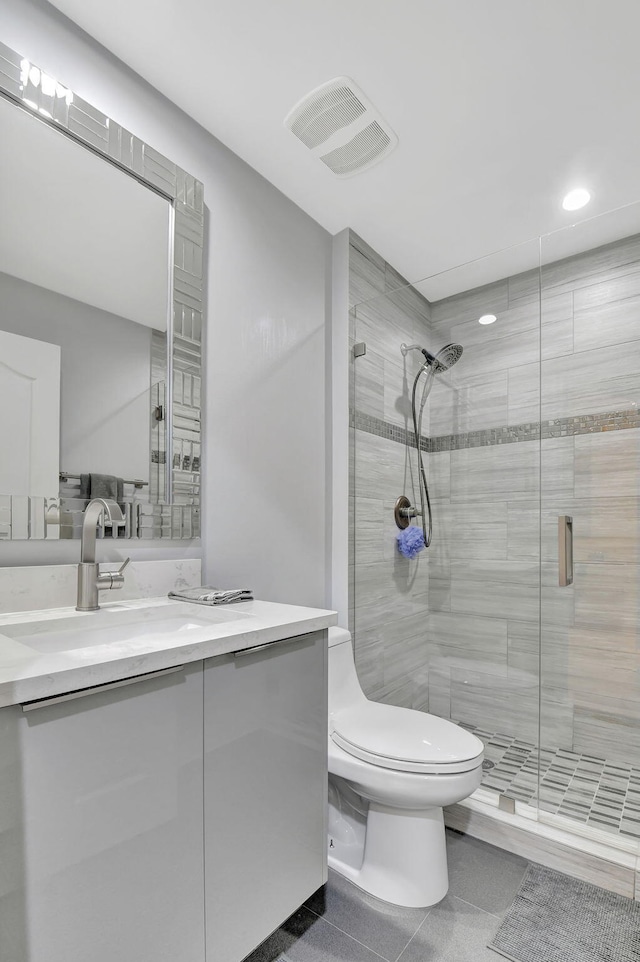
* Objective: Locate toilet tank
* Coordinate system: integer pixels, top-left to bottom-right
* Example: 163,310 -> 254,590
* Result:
328,627 -> 366,715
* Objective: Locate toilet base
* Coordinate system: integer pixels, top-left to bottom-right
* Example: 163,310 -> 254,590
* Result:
329,801 -> 449,908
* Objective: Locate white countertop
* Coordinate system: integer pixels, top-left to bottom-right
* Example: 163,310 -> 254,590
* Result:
0,597 -> 337,708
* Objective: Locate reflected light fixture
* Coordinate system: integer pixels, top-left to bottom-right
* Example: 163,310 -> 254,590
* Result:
562,188 -> 591,211
478,314 -> 497,325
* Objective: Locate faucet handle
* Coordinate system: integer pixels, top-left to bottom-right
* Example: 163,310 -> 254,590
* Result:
110,557 -> 131,588
97,557 -> 130,592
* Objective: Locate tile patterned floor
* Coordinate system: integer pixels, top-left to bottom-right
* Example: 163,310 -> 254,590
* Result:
461,723 -> 640,841
243,829 -> 529,962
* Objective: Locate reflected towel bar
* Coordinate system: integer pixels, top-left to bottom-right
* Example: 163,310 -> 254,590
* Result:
59,472 -> 148,489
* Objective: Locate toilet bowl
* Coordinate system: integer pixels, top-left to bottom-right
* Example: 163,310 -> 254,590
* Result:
327,627 -> 483,908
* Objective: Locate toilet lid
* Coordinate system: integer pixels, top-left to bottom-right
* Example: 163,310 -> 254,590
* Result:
330,702 -> 484,774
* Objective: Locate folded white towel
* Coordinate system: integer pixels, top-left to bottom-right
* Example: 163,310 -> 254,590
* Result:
169,585 -> 253,606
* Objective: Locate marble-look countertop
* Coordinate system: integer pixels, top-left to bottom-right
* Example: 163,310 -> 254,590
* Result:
0,597 -> 337,708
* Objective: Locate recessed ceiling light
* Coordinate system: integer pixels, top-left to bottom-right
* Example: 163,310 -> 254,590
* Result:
562,188 -> 591,211
478,314 -> 497,325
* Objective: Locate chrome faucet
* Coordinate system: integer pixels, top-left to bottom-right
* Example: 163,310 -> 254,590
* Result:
76,499 -> 130,611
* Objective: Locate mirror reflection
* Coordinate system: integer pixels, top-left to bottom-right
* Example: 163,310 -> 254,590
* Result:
0,93 -> 172,538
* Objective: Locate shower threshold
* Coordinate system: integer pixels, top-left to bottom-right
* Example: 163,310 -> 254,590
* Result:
460,722 -> 640,843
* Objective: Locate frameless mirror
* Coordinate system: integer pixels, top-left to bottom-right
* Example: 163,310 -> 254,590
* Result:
0,43 -> 204,540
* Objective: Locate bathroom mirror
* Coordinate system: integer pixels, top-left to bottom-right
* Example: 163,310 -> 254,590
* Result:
0,41 -> 204,540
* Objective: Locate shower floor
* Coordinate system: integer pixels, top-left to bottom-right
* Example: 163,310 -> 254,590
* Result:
460,723 -> 640,842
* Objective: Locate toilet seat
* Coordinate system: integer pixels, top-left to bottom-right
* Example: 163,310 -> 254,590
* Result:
331,702 -> 483,775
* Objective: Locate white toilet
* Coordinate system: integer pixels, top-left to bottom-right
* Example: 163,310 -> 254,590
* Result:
327,627 -> 484,908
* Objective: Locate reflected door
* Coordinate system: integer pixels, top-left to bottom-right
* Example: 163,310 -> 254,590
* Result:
0,329 -> 60,496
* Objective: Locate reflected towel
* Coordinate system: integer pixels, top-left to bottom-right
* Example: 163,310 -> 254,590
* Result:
169,586 -> 254,606
79,473 -> 124,501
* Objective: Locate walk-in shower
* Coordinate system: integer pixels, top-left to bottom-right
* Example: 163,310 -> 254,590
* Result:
400,341 -> 463,546
349,204 -> 640,894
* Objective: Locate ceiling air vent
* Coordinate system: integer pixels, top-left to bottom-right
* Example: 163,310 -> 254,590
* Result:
284,77 -> 398,178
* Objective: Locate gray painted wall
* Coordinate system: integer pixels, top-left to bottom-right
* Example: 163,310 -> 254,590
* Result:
0,271 -> 152,483
2,0 -> 331,609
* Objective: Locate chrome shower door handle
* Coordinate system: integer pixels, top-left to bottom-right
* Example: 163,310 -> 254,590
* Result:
558,515 -> 573,587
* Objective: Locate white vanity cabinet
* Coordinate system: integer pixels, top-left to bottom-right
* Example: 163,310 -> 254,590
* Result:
0,662 -> 206,962
203,630 -> 328,962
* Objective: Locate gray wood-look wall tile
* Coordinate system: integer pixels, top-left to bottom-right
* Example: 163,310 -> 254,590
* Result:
540,343 -> 640,420
508,360 -> 540,425
354,347 -> 385,420
354,297 -> 425,370
507,501 -> 542,562
541,624 -> 640,701
354,563 -> 429,638
544,234 -> 640,294
573,697 -> 640,768
541,292 -> 574,360
451,441 -> 540,502
431,500 -> 508,563
575,428 -> 640,499
450,666 -> 539,742
539,685 -> 575,750
429,559 -> 451,612
541,436 -> 575,499
507,620 -> 539,680
430,279 -> 509,329
450,558 -> 540,623
385,274 -> 431,325
540,571 -> 575,628
573,269 -> 640,353
555,497 -> 640,564
428,664 -> 451,718
430,369 -> 509,435
354,430 -> 410,502
574,562 -> 640,633
428,610 -> 508,651
383,352 -> 425,428
353,497 -> 384,565
354,624 -> 384,699
349,243 -> 386,310
425,451 -> 451,501
381,612 -> 429,710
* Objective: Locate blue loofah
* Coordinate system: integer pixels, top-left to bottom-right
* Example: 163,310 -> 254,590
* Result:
396,525 -> 426,558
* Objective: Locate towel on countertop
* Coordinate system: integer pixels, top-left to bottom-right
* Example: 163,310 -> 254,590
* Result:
79,473 -> 124,502
169,586 -> 254,606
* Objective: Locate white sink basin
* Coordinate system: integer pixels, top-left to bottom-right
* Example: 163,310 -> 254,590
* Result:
0,603 -> 248,654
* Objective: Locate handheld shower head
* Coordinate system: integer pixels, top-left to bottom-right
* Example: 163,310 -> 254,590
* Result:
433,342 -> 463,371
418,343 -> 463,373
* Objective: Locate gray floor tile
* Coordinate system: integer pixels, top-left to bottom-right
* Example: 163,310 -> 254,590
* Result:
243,907 -> 386,962
304,869 -> 428,961
445,828 -> 529,916
396,895 -> 501,962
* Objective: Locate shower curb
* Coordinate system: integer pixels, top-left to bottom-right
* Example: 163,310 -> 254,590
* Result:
445,795 -> 638,900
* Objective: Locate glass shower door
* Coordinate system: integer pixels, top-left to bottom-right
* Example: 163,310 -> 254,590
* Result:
538,204 -> 640,847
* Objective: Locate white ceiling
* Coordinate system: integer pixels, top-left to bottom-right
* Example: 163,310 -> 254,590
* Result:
45,0 -> 640,293
1,95 -> 169,328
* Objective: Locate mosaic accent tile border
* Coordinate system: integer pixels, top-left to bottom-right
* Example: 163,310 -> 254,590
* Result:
352,407 -> 640,452
351,410 -> 429,452
462,723 -> 640,842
